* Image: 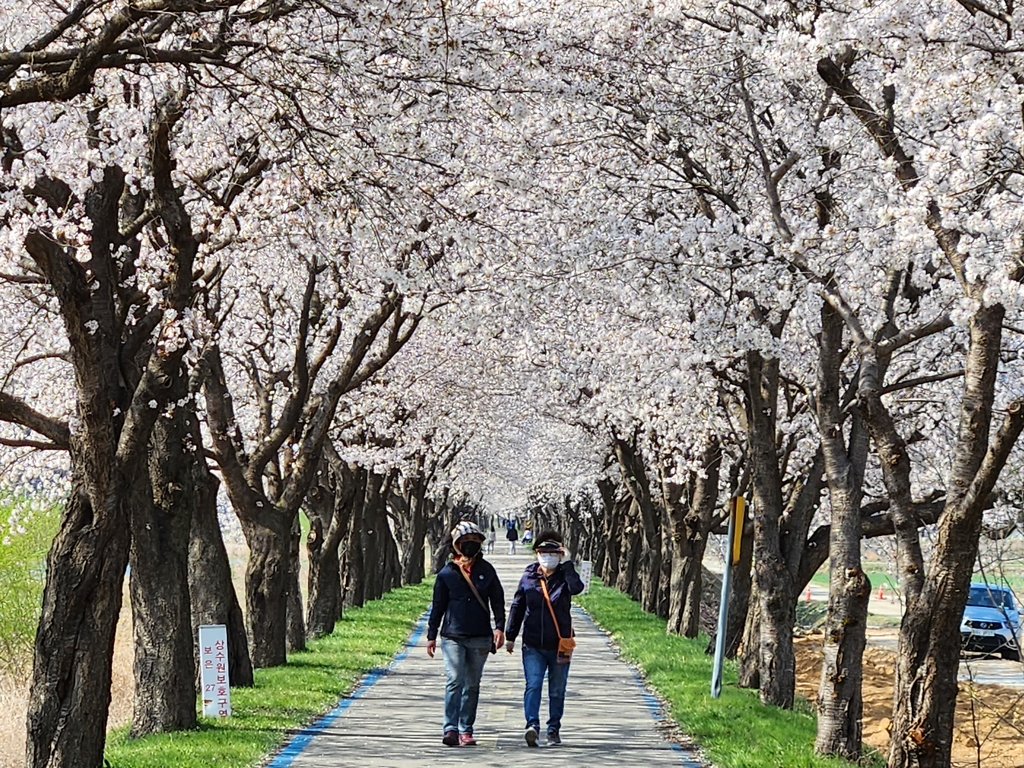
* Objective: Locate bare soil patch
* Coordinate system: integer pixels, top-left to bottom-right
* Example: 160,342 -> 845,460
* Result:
795,635 -> 1024,768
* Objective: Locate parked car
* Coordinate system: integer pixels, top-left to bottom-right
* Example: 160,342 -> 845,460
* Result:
960,583 -> 1021,661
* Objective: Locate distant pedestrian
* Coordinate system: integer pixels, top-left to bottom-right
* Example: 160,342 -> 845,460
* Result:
426,521 -> 506,747
506,523 -> 518,554
522,527 -> 534,547
504,530 -> 584,747
487,524 -> 497,554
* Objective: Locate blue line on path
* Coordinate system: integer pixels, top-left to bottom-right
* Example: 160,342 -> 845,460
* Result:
265,607 -> 430,768
573,606 -> 707,768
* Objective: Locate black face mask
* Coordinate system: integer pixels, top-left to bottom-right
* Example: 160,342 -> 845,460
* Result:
458,540 -> 482,558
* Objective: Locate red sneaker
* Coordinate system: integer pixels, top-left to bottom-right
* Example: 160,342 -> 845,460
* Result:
442,730 -> 459,747
459,733 -> 477,746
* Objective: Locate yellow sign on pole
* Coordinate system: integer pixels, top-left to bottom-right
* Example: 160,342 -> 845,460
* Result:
731,496 -> 745,565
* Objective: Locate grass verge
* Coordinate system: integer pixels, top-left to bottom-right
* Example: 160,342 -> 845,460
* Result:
576,582 -> 883,768
104,580 -> 432,768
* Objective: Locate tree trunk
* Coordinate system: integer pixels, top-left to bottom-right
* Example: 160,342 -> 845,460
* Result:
814,298 -> 870,759
307,527 -> 341,637
344,468 -> 367,608
241,518 -> 291,668
593,478 -> 616,581
286,514 -> 305,652
668,439 -> 721,637
382,516 -> 402,592
26,483 -> 130,768
888,304 -> 1023,768
400,485 -> 427,585
306,457 -> 359,639
613,439 -> 663,615
746,350 -> 795,708
657,505 -> 672,620
24,142 -> 196,767
361,472 -> 387,602
667,535 -> 702,635
428,493 -> 457,575
615,506 -> 642,599
757,568 -> 796,708
724,514 -> 754,659
737,579 -> 761,689
128,411 -> 196,737
187,453 -> 252,686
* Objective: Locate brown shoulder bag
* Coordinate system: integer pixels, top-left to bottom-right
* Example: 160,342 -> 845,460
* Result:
540,577 -> 576,664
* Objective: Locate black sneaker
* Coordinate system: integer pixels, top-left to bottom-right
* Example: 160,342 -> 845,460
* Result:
442,730 -> 460,747
546,730 -> 561,746
524,726 -> 539,747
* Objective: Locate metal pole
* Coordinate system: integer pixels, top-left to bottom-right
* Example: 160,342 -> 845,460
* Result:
711,496 -> 744,699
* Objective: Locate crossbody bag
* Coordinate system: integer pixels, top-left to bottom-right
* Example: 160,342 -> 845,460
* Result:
540,577 -> 576,664
457,564 -> 497,654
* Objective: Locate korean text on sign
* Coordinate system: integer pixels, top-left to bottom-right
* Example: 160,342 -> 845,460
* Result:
198,624 -> 231,717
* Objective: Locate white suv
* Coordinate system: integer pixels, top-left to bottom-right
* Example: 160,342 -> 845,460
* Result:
960,583 -> 1021,662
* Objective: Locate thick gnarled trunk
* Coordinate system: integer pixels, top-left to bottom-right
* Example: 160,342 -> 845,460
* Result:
129,411 -> 196,737
26,485 -> 130,768
241,518 -> 291,668
27,151 -> 195,766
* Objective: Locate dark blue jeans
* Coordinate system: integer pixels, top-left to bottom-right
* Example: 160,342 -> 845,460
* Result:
522,644 -> 570,733
441,636 -> 491,734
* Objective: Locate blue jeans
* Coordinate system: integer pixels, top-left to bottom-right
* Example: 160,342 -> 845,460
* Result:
522,644 -> 570,733
441,636 -> 491,734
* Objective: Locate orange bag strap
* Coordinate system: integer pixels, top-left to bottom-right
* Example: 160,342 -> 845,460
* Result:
539,577 -> 564,641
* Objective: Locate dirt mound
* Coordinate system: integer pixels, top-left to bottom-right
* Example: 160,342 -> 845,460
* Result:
794,635 -> 1024,767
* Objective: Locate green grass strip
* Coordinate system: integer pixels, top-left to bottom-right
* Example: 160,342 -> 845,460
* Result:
576,582 -> 883,768
104,580 -> 432,768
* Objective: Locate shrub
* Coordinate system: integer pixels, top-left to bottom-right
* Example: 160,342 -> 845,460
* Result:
0,498 -> 60,672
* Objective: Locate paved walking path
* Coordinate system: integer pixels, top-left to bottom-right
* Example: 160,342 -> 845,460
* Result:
269,554 -> 705,767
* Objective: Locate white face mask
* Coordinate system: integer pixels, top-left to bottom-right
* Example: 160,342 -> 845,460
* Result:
537,553 -> 561,570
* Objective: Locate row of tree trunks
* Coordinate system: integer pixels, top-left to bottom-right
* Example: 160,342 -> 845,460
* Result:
544,302 -> 1019,768
25,101 -> 214,765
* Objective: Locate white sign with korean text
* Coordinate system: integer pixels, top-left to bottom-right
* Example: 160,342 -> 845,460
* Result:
578,561 -> 593,594
198,624 -> 231,717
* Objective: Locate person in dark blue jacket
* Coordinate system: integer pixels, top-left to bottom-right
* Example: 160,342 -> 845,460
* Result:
426,521 -> 506,747
504,530 -> 584,747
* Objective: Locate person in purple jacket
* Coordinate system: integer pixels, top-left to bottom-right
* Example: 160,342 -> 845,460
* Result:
504,530 -> 585,747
